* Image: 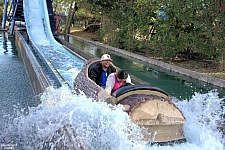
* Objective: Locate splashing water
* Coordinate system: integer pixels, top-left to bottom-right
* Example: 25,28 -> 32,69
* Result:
175,90 -> 225,149
0,86 -> 224,150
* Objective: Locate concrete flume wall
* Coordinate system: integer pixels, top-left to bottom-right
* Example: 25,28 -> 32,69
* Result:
15,31 -> 51,97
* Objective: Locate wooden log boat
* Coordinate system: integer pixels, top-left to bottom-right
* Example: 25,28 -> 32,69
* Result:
74,58 -> 186,145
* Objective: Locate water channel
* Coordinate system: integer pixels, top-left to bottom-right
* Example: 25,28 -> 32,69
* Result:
0,32 -> 38,126
59,34 -> 225,100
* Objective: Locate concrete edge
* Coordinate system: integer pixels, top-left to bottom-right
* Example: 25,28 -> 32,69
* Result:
15,31 -> 51,97
64,34 -> 225,89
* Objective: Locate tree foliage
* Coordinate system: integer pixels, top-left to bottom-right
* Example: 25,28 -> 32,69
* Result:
85,0 -> 114,8
58,0 -> 225,69
0,0 -> 4,25
151,0 -> 225,62
93,0 -> 224,69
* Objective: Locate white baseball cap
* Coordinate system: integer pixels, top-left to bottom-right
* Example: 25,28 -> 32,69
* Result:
101,54 -> 113,61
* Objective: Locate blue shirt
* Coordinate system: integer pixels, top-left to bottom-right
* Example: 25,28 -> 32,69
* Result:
99,70 -> 108,87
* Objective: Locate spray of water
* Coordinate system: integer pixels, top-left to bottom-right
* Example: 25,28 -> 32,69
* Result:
175,90 -> 225,149
0,86 -> 224,150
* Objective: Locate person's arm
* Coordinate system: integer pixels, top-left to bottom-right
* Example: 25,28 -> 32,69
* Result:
88,62 -> 101,84
105,73 -> 115,95
89,69 -> 98,84
126,74 -> 131,83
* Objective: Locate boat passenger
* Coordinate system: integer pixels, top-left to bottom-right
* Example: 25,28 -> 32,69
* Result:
105,70 -> 131,95
88,54 -> 116,88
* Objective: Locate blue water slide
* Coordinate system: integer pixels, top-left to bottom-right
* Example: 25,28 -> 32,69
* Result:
23,0 -> 58,45
23,0 -> 86,88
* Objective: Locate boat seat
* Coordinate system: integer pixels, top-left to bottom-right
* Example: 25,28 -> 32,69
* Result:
112,84 -> 168,98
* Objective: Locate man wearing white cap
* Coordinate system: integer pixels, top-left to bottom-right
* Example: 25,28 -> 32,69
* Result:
88,54 -> 116,88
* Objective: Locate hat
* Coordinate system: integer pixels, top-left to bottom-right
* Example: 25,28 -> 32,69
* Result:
101,54 -> 113,61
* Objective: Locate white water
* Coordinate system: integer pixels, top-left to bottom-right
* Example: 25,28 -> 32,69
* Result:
0,84 -> 224,150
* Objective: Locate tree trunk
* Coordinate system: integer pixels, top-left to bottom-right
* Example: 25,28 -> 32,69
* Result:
186,47 -> 190,61
63,3 -> 72,34
63,2 -> 78,34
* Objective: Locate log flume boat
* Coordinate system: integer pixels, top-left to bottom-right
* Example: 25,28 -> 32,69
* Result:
74,58 -> 186,145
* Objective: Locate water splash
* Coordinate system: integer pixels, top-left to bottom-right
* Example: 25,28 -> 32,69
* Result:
0,86 -> 224,150
175,90 -> 225,149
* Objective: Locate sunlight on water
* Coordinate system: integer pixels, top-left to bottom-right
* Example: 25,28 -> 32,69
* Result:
0,86 -> 224,150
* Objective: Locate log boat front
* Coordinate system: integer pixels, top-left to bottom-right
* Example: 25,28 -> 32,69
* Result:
74,58 -> 186,145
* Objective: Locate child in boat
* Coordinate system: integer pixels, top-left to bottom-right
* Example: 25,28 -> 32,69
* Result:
105,70 -> 131,95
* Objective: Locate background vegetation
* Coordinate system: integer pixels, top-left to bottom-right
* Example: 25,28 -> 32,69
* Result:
56,0 -> 224,70
0,0 -> 4,25
2,0 -> 223,70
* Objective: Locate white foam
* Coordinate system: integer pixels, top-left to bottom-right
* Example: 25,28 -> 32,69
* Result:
0,86 -> 224,149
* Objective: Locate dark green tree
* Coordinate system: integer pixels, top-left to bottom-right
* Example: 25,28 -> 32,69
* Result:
150,0 -> 225,67
0,0 -> 5,25
75,0 -> 225,70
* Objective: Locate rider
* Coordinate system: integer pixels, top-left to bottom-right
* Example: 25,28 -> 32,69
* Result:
88,54 -> 116,88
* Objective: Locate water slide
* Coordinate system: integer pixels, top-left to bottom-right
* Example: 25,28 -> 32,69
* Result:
23,0 -> 57,45
23,0 -> 85,87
